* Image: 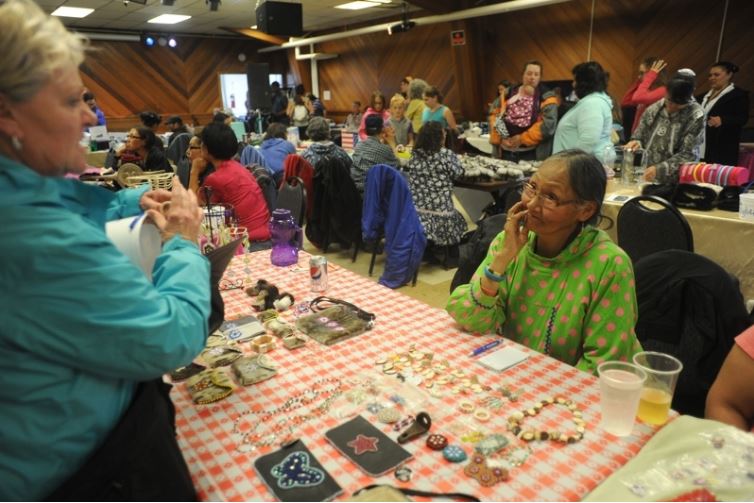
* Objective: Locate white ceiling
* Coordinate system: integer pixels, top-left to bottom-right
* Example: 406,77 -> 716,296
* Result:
35,0 -> 413,37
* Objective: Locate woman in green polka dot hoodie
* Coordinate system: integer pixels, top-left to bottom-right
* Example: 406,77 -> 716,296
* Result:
447,150 -> 642,375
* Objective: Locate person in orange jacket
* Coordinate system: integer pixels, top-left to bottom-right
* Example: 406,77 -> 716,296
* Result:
493,60 -> 560,161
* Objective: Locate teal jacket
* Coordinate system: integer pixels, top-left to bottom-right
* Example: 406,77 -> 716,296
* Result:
0,156 -> 210,500
553,91 -> 614,157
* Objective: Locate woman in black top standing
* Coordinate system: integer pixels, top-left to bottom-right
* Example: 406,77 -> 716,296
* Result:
698,61 -> 750,166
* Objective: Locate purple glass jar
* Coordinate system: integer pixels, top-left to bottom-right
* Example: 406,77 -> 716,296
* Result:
269,208 -> 302,267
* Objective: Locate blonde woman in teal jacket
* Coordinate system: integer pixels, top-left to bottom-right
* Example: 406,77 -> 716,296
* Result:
553,61 -> 614,157
447,150 -> 642,375
0,2 -> 209,499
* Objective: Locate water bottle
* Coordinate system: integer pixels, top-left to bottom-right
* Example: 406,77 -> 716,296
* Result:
621,149 -> 635,185
602,145 -> 617,178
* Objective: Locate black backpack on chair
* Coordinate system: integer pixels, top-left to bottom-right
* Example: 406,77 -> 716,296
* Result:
246,164 -> 277,214
277,176 -> 307,228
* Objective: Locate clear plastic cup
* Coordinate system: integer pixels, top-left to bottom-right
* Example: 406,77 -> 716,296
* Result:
633,351 -> 683,425
228,226 -> 249,255
598,361 -> 647,436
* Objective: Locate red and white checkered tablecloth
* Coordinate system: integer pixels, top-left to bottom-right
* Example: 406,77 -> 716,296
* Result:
172,250 -> 659,501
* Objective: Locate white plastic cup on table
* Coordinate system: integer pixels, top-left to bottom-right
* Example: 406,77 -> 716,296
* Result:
632,351 -> 683,425
602,145 -> 618,176
228,226 -> 249,255
597,361 -> 647,436
739,193 -> 754,221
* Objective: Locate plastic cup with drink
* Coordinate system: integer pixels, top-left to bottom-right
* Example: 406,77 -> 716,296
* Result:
632,351 -> 683,425
228,226 -> 249,255
597,361 -> 647,436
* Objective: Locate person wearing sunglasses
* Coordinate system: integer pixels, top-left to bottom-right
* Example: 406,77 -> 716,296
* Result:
447,149 -> 642,375
114,126 -> 170,172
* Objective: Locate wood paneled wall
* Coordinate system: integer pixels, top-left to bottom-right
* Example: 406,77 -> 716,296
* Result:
80,37 -> 287,132
292,0 -> 754,125
83,0 -> 754,131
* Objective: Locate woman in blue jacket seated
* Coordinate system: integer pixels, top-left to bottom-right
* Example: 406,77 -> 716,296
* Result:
0,1 -> 210,499
260,122 -> 296,185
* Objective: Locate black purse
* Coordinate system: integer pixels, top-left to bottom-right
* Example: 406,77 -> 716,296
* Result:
717,186 -> 742,212
671,183 -> 718,211
641,183 -> 677,201
716,182 -> 754,212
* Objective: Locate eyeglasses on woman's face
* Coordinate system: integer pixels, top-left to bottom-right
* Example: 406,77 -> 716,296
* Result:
522,179 -> 581,209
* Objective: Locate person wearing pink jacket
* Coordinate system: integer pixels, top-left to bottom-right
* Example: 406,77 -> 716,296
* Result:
358,91 -> 391,140
621,58 -> 668,133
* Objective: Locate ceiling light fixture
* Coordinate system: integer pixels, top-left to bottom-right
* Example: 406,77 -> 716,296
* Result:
207,0 -> 220,12
336,1 -> 390,10
141,34 -> 156,47
51,6 -> 94,18
148,14 -> 191,24
168,37 -> 178,48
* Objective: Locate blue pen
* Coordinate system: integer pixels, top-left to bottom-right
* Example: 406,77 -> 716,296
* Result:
470,339 -> 502,357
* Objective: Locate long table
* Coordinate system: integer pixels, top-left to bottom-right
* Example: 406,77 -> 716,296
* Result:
85,150 -> 109,167
601,180 -> 754,302
172,250 -> 659,501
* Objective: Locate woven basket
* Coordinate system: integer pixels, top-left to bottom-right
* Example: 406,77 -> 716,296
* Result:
125,171 -> 173,190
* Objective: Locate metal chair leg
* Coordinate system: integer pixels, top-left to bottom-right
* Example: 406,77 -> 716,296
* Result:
352,238 -> 360,263
369,247 -> 378,276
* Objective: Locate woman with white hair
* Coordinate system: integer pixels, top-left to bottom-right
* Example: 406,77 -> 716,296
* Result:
405,78 -> 428,133
0,0 -> 209,499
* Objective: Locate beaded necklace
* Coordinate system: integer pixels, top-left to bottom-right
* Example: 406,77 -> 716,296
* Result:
232,378 -> 343,451
506,395 -> 586,444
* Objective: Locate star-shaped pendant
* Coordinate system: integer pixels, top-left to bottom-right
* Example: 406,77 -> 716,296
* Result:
347,434 -> 379,455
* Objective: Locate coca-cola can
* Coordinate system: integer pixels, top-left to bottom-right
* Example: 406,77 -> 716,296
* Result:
309,255 -> 328,292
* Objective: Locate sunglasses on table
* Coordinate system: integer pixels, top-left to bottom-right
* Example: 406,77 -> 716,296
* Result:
219,278 -> 244,291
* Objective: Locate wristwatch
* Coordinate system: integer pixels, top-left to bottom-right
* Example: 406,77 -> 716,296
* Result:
483,265 -> 506,283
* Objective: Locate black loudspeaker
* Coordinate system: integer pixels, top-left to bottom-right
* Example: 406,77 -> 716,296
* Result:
255,1 -> 303,36
247,62 -> 272,112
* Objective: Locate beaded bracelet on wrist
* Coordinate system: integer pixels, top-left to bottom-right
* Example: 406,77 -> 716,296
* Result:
506,396 -> 586,444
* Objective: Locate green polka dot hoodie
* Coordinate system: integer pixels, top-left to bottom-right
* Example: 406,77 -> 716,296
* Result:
446,227 -> 643,375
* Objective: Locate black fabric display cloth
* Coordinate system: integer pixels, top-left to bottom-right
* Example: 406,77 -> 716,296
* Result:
45,379 -> 197,501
